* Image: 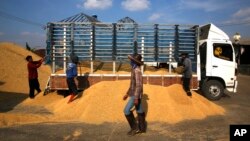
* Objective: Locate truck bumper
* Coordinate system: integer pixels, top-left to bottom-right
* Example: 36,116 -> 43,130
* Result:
226,80 -> 238,93
233,80 -> 238,93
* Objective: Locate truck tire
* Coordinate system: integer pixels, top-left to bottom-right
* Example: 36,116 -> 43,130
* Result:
202,80 -> 224,101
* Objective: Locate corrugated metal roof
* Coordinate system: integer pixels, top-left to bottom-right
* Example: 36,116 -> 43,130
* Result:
117,17 -> 137,24
59,13 -> 100,22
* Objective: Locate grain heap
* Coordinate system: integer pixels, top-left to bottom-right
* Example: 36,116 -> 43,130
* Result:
0,42 -> 51,126
46,80 -> 225,124
0,42 -> 51,93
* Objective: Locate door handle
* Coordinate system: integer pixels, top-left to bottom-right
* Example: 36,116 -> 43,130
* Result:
212,65 -> 218,68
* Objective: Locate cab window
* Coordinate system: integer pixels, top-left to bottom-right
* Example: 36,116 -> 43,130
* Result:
213,43 -> 233,61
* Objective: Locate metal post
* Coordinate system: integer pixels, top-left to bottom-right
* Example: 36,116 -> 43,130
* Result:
52,45 -> 55,73
90,30 -> 93,73
63,25 -> 67,73
141,36 -> 145,74
134,24 -> 138,54
90,23 -> 95,73
141,37 -> 144,61
169,42 -> 173,74
113,61 -> 116,74
154,24 -> 159,62
169,42 -> 173,62
112,23 -> 117,74
195,25 -> 201,81
46,23 -> 53,64
91,61 -> 93,73
70,23 -> 74,54
174,25 -> 179,62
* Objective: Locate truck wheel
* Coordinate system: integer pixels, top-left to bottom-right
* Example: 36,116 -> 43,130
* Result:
202,80 -> 224,101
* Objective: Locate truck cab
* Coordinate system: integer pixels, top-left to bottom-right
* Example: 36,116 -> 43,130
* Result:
198,24 -> 238,100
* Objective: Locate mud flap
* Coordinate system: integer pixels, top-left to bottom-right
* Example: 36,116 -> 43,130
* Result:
233,80 -> 238,93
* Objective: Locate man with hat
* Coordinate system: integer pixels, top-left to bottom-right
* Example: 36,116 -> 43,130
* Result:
123,53 -> 146,136
180,52 -> 192,97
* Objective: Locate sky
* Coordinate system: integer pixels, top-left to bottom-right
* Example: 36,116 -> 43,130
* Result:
0,0 -> 250,48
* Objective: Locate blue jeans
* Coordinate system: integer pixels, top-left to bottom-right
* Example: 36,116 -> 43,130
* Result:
124,96 -> 144,115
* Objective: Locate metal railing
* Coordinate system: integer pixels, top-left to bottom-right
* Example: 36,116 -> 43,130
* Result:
46,23 -> 198,73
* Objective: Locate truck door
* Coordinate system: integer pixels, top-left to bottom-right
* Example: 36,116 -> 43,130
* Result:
211,43 -> 235,86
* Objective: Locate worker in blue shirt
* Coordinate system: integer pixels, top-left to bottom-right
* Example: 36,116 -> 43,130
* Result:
66,55 -> 78,103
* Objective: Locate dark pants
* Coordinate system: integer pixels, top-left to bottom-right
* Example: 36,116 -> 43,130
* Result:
67,77 -> 78,95
29,78 -> 41,98
183,77 -> 191,92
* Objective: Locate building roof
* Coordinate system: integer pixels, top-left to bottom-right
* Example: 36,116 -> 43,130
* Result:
59,13 -> 100,22
117,17 -> 137,24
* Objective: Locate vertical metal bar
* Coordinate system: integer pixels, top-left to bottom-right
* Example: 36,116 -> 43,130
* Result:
91,61 -> 93,73
63,25 -> 67,73
195,25 -> 201,81
112,23 -> 117,74
71,23 -> 74,54
52,45 -> 55,73
169,42 -> 173,62
141,37 -> 144,61
112,23 -> 117,61
90,23 -> 95,73
134,24 -> 138,54
113,61 -> 116,74
195,25 -> 199,61
169,42 -> 173,74
46,23 -> 53,64
174,25 -> 179,62
154,24 -> 159,62
92,23 -> 96,61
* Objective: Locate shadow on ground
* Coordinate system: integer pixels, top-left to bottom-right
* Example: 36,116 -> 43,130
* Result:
0,91 -> 28,112
0,115 -> 229,141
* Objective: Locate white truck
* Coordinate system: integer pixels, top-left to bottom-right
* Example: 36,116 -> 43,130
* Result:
197,23 -> 238,100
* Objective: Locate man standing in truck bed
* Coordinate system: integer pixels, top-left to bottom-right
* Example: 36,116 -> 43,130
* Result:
180,52 -> 192,97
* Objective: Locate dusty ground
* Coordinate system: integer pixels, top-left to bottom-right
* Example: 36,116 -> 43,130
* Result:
0,42 -> 250,141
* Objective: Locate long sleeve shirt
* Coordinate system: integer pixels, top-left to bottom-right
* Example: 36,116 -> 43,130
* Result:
27,60 -> 42,79
127,66 -> 143,99
66,62 -> 77,78
182,57 -> 192,78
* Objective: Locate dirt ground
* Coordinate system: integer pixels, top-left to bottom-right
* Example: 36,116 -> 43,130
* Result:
0,74 -> 249,141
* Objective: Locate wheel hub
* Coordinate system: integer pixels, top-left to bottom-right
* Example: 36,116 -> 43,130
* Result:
209,85 -> 221,97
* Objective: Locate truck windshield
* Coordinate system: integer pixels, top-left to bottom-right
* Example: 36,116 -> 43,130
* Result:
213,43 -> 233,61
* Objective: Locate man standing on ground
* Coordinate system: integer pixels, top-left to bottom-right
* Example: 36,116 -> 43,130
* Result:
26,55 -> 44,99
123,53 -> 146,136
180,52 -> 192,97
66,55 -> 78,103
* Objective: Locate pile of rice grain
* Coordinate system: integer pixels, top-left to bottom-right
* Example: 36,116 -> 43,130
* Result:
46,80 -> 225,124
0,42 -> 51,93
